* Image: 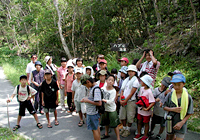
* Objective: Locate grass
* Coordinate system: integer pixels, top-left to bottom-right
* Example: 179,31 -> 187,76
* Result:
0,127 -> 27,140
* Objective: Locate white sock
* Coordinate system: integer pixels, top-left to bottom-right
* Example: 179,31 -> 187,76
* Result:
123,126 -> 126,130
126,126 -> 131,131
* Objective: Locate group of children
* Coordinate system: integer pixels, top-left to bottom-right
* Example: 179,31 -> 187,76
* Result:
7,49 -> 193,140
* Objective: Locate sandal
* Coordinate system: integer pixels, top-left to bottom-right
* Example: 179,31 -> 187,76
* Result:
36,123 -> 43,129
100,134 -> 110,139
13,125 -> 20,131
47,124 -> 52,128
78,120 -> 84,127
54,121 -> 59,126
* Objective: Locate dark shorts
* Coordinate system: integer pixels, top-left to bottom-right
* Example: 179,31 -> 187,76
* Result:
152,114 -> 166,127
137,114 -> 151,123
19,100 -> 36,116
87,113 -> 100,130
100,111 -> 120,128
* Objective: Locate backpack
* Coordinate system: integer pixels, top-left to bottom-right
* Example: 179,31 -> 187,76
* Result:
17,85 -> 30,102
92,86 -> 105,114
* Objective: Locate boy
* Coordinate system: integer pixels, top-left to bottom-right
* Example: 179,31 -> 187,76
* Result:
57,57 -> 68,111
96,70 -> 107,89
119,65 -> 139,138
7,75 -> 43,131
41,69 -> 59,128
65,62 -> 75,113
163,74 -> 193,140
72,68 -> 86,127
80,74 -> 102,140
149,77 -> 171,139
136,49 -> 160,87
94,59 -> 110,82
31,61 -> 44,114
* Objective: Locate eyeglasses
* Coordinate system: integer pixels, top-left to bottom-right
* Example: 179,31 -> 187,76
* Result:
32,57 -> 37,59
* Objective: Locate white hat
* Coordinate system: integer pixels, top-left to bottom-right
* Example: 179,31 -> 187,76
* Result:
127,65 -> 137,72
72,58 -> 77,65
140,75 -> 153,87
67,61 -> 74,68
44,56 -> 52,63
75,68 -> 83,74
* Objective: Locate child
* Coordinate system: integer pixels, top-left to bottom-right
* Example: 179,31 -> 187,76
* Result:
119,65 -> 139,138
163,74 -> 193,140
75,57 -> 85,70
65,62 -> 75,113
92,54 -> 105,72
96,70 -> 107,89
111,68 -> 118,87
117,57 -> 129,80
84,66 -> 94,78
31,61 -> 45,114
41,69 -> 59,128
72,68 -> 86,127
7,75 -> 43,131
149,77 -> 171,139
57,57 -> 68,111
134,75 -> 155,140
100,75 -> 120,140
136,49 -> 160,87
94,59 -> 110,82
80,74 -> 102,140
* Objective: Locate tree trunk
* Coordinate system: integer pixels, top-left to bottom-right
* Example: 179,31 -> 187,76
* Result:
152,0 -> 161,26
190,0 -> 198,36
53,0 -> 72,59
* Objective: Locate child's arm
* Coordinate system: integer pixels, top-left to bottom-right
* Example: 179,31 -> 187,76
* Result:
64,75 -> 67,94
136,51 -> 145,70
41,92 -> 45,106
143,102 -> 155,111
173,114 -> 192,130
7,94 -> 15,103
57,72 -> 61,88
163,106 -> 182,113
81,98 -> 102,106
72,91 -> 75,103
56,90 -> 59,105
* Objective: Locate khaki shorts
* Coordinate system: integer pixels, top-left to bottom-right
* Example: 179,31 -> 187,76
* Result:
119,100 -> 136,123
75,101 -> 86,114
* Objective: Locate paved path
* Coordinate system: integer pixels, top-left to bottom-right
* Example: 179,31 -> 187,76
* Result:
0,67 -> 199,140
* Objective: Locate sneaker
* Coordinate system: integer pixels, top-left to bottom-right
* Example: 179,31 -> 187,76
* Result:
155,134 -> 161,140
133,134 -> 142,140
140,136 -> 149,140
121,130 -> 131,137
141,127 -> 144,135
135,129 -> 138,135
62,107 -> 66,111
119,129 -> 126,135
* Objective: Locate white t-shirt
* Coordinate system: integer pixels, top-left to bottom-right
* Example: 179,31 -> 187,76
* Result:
12,85 -> 37,102
123,78 -> 139,101
26,61 -> 36,83
101,87 -> 116,112
71,79 -> 86,102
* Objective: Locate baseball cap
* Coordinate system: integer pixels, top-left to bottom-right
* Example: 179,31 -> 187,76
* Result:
171,74 -> 186,83
99,59 -> 107,64
61,57 -> 67,62
80,74 -> 90,85
168,70 -> 182,76
161,77 -> 171,87
75,68 -> 83,74
119,66 -> 128,74
45,69 -> 52,74
118,57 -> 129,64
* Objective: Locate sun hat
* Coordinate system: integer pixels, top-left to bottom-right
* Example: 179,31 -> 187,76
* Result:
161,77 -> 171,87
72,58 -> 77,65
118,57 -> 129,64
171,74 -> 186,83
119,66 -> 128,74
75,68 -> 83,74
45,69 -> 52,74
80,74 -> 90,85
67,61 -> 74,68
140,75 -> 153,87
99,59 -> 107,64
126,65 -> 137,72
44,56 -> 51,63
168,70 -> 182,76
35,61 -> 42,67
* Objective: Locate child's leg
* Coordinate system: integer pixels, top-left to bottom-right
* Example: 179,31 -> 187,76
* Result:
105,125 -> 109,136
114,126 -> 120,140
33,113 -> 40,124
158,126 -> 165,135
54,109 -> 58,122
79,111 -> 83,121
92,129 -> 101,140
150,120 -> 155,133
67,92 -> 72,111
137,119 -> 143,135
17,115 -> 22,125
166,134 -> 175,140
45,112 -> 50,125
144,122 -> 149,137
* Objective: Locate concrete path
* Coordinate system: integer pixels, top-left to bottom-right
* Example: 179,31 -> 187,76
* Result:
0,67 -> 199,140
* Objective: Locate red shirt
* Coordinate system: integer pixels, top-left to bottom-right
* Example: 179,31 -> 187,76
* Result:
99,82 -> 105,88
